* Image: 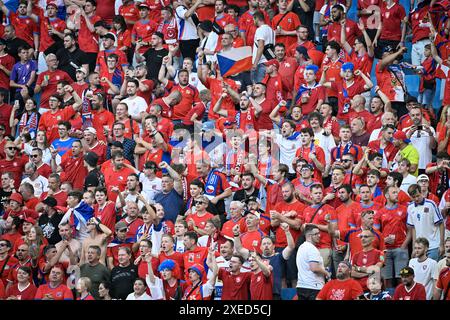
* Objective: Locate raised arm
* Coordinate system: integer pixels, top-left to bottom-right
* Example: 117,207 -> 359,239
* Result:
232,224 -> 250,260
281,223 -> 295,260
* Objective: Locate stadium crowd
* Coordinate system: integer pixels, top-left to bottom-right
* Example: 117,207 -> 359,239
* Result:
0,0 -> 448,301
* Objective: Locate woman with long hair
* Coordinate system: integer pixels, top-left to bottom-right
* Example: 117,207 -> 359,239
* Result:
437,105 -> 450,155
98,281 -> 113,300
23,130 -> 61,165
10,98 -> 40,139
112,15 -> 132,63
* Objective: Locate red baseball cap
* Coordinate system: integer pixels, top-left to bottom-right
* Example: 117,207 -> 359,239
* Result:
46,1 -> 57,8
23,217 -> 36,225
392,130 -> 410,143
264,59 -> 279,69
9,193 -> 23,205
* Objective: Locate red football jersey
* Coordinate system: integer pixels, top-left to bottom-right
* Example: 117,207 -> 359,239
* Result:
218,268 -> 251,300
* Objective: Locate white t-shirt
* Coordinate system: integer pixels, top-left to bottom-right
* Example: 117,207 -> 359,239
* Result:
407,199 -> 444,250
198,32 -> 219,64
296,241 -> 325,290
139,174 -> 162,203
115,192 -> 150,211
21,176 -> 49,198
276,134 -> 303,173
400,174 -> 418,193
252,24 -> 275,65
314,130 -> 336,166
175,6 -> 200,40
126,292 -> 152,300
408,127 -> 436,170
409,257 -> 438,300
121,96 -> 148,120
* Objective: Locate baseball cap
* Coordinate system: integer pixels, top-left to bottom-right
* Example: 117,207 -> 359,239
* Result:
417,174 -> 430,182
115,221 -> 128,231
42,196 -> 57,208
264,59 -> 279,69
153,31 -> 164,40
245,196 -> 260,204
102,32 -> 116,42
392,130 -> 410,143
400,266 -> 414,277
202,122 -> 215,132
109,141 -> 124,149
76,67 -> 88,75
246,209 -> 260,220
23,217 -> 36,225
138,3 -> 149,9
46,1 -> 57,8
84,152 -> 99,167
188,264 -> 205,280
9,193 -> 23,205
296,46 -> 310,60
84,127 -> 97,135
383,45 -> 395,54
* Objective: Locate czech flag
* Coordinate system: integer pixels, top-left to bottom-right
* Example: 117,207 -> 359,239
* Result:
217,46 -> 253,78
436,63 -> 449,79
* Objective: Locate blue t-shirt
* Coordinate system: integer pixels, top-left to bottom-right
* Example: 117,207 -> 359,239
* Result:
10,60 -> 37,92
52,138 -> 76,156
154,189 -> 184,224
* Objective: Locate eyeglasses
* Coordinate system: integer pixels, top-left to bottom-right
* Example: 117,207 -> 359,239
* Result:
118,228 -> 128,232
0,243 -> 7,247
360,235 -> 372,239
6,147 -> 16,150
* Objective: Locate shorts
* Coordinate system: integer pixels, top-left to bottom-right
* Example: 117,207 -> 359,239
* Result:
382,248 -> 409,280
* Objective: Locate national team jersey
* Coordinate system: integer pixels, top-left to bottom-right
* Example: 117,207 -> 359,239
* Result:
340,227 -> 384,259
183,247 -> 209,279
36,70 -> 72,109
393,282 -> 426,300
218,268 -> 252,300
78,15 -> 102,53
295,83 -> 326,115
165,81 -> 200,120
38,106 -> 77,144
349,202 -> 381,229
119,3 -> 139,29
272,12 -> 301,50
317,278 -> 364,300
34,283 -> 73,300
238,10 -> 270,47
8,13 -> 38,47
374,204 -> 408,249
303,204 -> 334,249
327,19 -> 361,46
380,2 -> 406,41
273,200 -> 306,247
331,79 -> 367,121
38,16 -> 66,53
351,248 -> 384,290
132,19 -> 158,54
250,270 -> 273,300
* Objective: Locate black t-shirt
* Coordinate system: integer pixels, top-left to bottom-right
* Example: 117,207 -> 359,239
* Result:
232,188 -> 259,203
143,48 -> 168,81
38,213 -> 64,245
56,47 -> 89,81
0,189 -> 12,217
5,37 -> 30,62
110,264 -> 138,300
292,0 -> 315,39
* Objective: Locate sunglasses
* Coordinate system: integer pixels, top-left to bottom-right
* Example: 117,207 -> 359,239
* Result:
341,159 -> 352,163
118,228 -> 128,232
0,243 -> 7,247
30,154 -> 39,158
6,147 -> 16,150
